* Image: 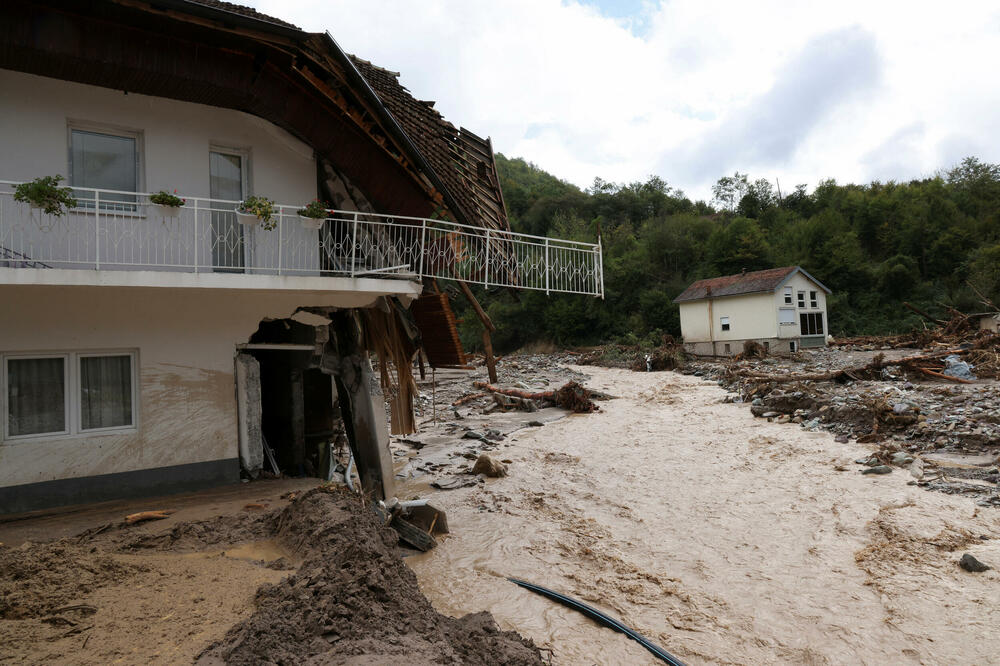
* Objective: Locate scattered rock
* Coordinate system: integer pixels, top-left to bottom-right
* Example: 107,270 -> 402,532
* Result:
471,454 -> 508,478
462,430 -> 486,441
959,553 -> 991,572
862,465 -> 893,475
431,476 -> 480,490
527,420 -> 544,427
891,452 -> 915,466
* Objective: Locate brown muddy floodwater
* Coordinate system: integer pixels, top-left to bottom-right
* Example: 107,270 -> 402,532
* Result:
403,366 -> 1000,665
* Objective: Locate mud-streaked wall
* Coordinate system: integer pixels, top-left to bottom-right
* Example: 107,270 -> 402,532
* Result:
0,284 -> 381,493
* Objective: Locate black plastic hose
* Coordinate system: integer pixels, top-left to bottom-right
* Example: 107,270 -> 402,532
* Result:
508,577 -> 686,666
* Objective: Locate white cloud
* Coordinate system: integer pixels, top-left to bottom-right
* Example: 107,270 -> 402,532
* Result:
249,0 -> 1000,200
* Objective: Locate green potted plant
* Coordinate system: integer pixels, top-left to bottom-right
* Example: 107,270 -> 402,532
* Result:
236,195 -> 277,230
149,189 -> 186,218
13,175 -> 77,216
296,199 -> 330,230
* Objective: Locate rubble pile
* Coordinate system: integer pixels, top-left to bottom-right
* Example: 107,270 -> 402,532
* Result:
578,335 -> 685,372
395,354 -> 600,491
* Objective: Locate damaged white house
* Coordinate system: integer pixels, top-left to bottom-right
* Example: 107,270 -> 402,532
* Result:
0,0 -> 603,513
674,266 -> 830,356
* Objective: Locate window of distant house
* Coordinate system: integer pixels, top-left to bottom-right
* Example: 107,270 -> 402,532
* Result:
779,308 -> 796,325
784,286 -> 793,304
69,125 -> 142,209
720,316 -> 731,331
3,351 -> 137,441
724,344 -> 731,354
809,290 -> 818,308
800,312 -> 824,336
797,291 -> 805,308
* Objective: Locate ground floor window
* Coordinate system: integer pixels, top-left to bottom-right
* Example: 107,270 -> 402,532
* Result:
80,354 -> 134,431
800,312 -> 824,336
6,356 -> 68,437
3,351 -> 137,441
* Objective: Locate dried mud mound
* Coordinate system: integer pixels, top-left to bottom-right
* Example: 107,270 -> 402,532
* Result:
199,488 -> 543,666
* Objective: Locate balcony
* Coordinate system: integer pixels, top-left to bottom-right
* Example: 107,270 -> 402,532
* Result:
0,182 -> 604,297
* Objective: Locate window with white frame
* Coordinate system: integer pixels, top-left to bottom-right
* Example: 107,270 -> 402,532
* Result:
69,125 -> 142,209
784,286 -> 792,304
778,308 -> 796,325
797,291 -> 805,308
3,351 -> 137,440
800,312 -> 825,336
809,290 -> 818,308
6,356 -> 68,437
720,316 -> 731,331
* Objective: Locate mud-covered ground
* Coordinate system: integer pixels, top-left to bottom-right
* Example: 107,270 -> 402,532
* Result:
404,361 -> 1000,664
0,486 -> 542,665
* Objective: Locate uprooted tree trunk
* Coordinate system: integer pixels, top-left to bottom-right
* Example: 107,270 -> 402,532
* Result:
472,380 -> 600,413
737,349 -> 975,384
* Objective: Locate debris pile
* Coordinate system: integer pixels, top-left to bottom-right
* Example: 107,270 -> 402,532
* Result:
578,335 -> 685,371
685,335 -> 1000,506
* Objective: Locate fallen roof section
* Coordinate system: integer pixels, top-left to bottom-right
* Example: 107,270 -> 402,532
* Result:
351,57 -> 510,233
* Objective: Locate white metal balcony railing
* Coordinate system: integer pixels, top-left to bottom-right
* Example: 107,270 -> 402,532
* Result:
0,182 -> 604,297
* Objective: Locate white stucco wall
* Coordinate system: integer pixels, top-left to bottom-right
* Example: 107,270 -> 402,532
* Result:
0,69 -> 316,206
678,301 -> 710,342
679,292 -> 777,344
0,283 -> 403,489
774,272 -> 828,339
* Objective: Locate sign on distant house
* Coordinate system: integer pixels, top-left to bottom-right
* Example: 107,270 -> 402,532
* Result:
673,266 -> 831,356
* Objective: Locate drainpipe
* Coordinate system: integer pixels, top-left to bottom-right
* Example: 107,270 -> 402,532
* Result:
706,286 -> 715,356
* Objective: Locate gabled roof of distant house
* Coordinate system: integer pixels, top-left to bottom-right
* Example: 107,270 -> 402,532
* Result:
673,266 -> 831,303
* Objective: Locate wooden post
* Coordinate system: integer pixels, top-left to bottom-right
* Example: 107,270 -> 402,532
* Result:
457,280 -> 498,384
482,328 -> 498,385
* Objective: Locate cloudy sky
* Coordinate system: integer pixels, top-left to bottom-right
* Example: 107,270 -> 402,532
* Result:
249,0 -> 1000,200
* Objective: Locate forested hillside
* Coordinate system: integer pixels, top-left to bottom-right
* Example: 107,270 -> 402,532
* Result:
454,155 -> 1000,353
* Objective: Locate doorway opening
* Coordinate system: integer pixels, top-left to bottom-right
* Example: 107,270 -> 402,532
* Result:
240,317 -> 347,480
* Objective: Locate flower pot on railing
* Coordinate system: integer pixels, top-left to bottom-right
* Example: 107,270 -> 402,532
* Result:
149,190 -> 186,219
236,211 -> 261,227
13,175 -> 77,217
296,200 -> 330,231
298,216 -> 325,230
237,195 -> 277,230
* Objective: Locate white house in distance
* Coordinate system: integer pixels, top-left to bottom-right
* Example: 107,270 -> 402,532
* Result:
0,0 -> 603,514
674,266 -> 831,356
